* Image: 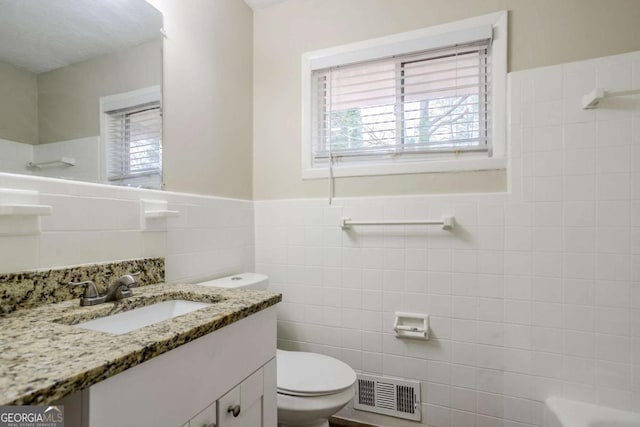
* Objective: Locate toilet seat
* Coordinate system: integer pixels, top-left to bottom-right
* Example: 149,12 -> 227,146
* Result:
277,350 -> 356,397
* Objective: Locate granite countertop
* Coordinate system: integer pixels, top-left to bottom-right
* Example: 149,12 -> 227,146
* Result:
0,283 -> 281,406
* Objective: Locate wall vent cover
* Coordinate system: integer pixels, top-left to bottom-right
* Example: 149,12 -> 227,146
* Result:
354,374 -> 421,422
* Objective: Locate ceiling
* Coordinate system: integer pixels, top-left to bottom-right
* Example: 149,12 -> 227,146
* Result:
243,0 -> 288,9
0,0 -> 162,74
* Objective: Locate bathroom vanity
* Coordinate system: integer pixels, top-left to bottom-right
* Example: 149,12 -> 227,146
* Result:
0,279 -> 281,427
66,304 -> 277,427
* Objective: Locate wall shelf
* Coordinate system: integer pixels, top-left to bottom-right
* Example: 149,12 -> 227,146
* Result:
0,204 -> 52,216
0,188 -> 52,235
144,210 -> 180,219
140,199 -> 180,231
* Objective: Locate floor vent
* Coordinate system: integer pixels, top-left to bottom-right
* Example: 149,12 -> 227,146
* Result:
354,374 -> 421,422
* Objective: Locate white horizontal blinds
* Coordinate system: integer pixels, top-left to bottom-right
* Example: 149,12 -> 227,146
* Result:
311,38 -> 491,164
106,101 -> 162,189
402,40 -> 491,153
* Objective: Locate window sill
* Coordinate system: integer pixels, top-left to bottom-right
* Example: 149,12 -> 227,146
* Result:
302,157 -> 507,180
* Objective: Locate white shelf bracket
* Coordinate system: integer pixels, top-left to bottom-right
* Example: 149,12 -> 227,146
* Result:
0,188 -> 52,235
140,199 -> 179,231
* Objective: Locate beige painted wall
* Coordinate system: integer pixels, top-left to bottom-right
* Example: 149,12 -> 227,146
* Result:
147,0 -> 254,199
253,0 -> 640,200
38,40 -> 161,144
0,62 -> 38,145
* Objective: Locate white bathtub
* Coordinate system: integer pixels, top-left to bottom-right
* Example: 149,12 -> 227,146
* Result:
545,397 -> 640,427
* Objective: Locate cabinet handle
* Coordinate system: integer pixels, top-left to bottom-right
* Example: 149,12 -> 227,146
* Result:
202,423 -> 215,427
227,404 -> 241,417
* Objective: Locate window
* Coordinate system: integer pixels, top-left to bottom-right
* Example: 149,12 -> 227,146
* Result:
302,12 -> 507,179
100,86 -> 162,189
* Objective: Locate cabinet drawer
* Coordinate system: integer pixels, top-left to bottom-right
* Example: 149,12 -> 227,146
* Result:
189,401 -> 217,427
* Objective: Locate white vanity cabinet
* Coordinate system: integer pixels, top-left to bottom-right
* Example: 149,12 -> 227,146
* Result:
183,357 -> 277,427
60,305 -> 278,427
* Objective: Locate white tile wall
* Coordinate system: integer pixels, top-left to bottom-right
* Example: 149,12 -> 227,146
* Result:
0,138 -> 33,175
254,50 -> 640,426
0,173 -> 254,283
32,137 -> 101,183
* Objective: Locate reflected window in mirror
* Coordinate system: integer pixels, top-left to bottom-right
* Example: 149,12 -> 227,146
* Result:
0,0 -> 163,187
101,87 -> 162,190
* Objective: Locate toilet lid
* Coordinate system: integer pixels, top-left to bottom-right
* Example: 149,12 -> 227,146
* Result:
277,350 -> 356,397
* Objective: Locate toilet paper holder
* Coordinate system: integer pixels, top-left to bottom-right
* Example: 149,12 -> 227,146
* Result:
393,312 -> 429,340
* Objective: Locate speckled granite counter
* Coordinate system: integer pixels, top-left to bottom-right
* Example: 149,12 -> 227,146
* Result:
0,258 -> 165,315
0,283 -> 281,406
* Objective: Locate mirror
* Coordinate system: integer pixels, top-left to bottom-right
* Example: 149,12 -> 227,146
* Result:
0,0 -> 163,189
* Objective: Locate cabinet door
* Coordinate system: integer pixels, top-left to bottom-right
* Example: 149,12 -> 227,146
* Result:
238,367 -> 263,426
217,384 -> 241,427
189,401 -> 217,427
217,368 -> 264,427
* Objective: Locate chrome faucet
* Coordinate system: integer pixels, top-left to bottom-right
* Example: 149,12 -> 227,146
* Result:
70,273 -> 140,306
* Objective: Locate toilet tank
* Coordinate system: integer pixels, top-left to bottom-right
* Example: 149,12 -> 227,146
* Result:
194,273 -> 269,290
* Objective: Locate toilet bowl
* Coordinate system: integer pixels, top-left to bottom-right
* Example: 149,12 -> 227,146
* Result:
195,273 -> 357,427
276,349 -> 355,427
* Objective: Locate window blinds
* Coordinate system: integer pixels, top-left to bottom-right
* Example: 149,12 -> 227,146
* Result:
105,101 -> 162,189
311,39 -> 492,165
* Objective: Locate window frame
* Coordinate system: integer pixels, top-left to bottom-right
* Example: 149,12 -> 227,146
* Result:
301,11 -> 507,180
99,86 -> 162,188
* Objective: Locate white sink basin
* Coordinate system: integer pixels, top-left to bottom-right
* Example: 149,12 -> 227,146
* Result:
75,300 -> 212,335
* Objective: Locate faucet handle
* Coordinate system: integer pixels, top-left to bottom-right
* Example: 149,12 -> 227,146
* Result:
126,271 -> 141,287
69,281 -> 99,298
114,272 -> 141,290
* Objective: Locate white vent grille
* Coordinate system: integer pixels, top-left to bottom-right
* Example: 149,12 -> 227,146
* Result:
354,374 -> 421,422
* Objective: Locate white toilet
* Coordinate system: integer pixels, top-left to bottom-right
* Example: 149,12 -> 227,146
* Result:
195,273 -> 357,427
